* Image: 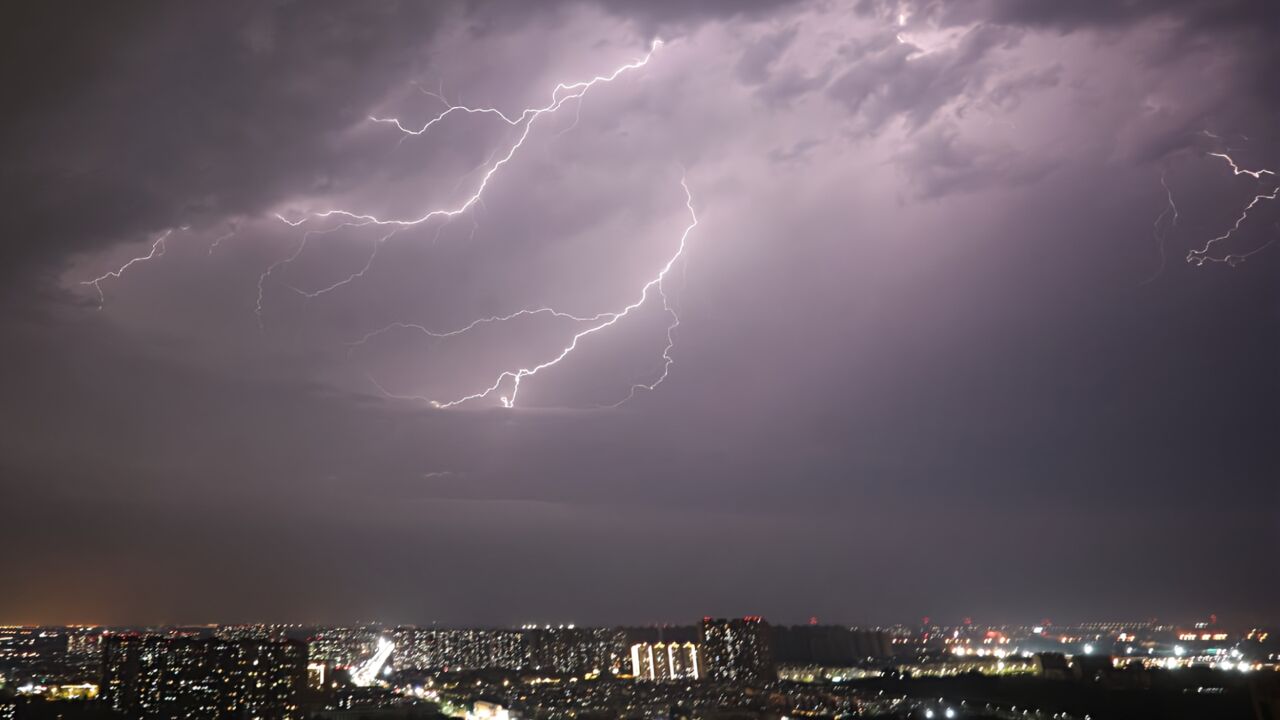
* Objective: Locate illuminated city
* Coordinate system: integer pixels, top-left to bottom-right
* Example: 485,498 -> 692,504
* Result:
1,617 -> 1278,718
2,1 -> 1277,719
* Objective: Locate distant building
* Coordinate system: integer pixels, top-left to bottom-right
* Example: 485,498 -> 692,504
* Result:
308,626 -> 381,668
773,625 -> 892,664
66,627 -> 107,660
307,661 -> 328,688
630,642 -> 702,681
102,634 -> 306,719
700,617 -> 776,685
523,626 -> 628,675
384,625 -> 629,675
394,627 -> 528,671
1036,652 -> 1072,681
213,624 -> 296,642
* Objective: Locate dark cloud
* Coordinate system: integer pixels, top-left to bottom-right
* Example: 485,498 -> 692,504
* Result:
893,125 -> 1055,198
0,0 -> 1277,627
878,0 -> 1279,33
980,63 -> 1062,112
827,23 -> 1020,133
0,0 -> 803,282
0,1 -> 457,280
736,26 -> 799,85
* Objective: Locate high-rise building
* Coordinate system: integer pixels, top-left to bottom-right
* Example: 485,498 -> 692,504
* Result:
699,617 -> 775,685
393,627 -> 530,671
386,625 -> 626,675
102,634 -> 306,719
630,641 -> 702,681
307,627 -> 380,668
66,627 -> 106,660
523,626 -> 628,675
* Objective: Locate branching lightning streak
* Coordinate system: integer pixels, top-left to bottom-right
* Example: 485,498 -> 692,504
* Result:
1178,147 -> 1279,268
281,38 -> 693,408
1186,184 -> 1279,266
85,39 -> 692,410
208,227 -> 237,255
1224,224 -> 1279,265
256,219 -> 373,327
81,229 -> 174,306
285,228 -> 400,299
258,40 -> 662,326
1207,152 -> 1275,180
607,279 -> 680,408
296,39 -> 662,229
367,179 -> 698,409
348,307 -> 616,349
371,96 -> 525,135
1142,172 -> 1179,284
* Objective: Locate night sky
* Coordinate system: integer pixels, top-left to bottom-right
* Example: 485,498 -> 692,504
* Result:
1,0 -> 1277,628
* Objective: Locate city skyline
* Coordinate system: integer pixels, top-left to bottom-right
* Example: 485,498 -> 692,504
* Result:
3,616 -> 1276,718
0,614 -> 1265,638
2,0 -> 1277,630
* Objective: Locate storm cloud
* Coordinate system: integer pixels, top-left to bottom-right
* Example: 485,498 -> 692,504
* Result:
1,0 -> 1277,628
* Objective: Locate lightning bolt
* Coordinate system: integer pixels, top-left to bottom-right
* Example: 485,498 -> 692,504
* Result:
84,221 -> 236,303
1142,171 -> 1179,284
80,228 -> 174,306
611,278 -> 683,406
284,228 -> 400,300
1172,142 -> 1280,269
83,38 -> 692,409
358,178 -> 697,409
273,38 -> 693,409
1186,151 -> 1278,267
208,225 -> 238,255
287,39 -> 662,229
256,219 -> 376,328
1206,152 -> 1275,180
348,307 -> 617,349
256,39 -> 663,314
1186,185 -> 1279,267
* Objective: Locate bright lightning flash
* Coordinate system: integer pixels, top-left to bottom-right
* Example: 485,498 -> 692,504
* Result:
291,38 -> 663,230
1184,149 -> 1279,267
357,179 -> 697,409
276,38 -> 693,408
79,39 -> 691,409
81,229 -> 174,306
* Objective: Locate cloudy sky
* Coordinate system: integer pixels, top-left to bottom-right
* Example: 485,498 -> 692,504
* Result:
2,0 -> 1277,628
